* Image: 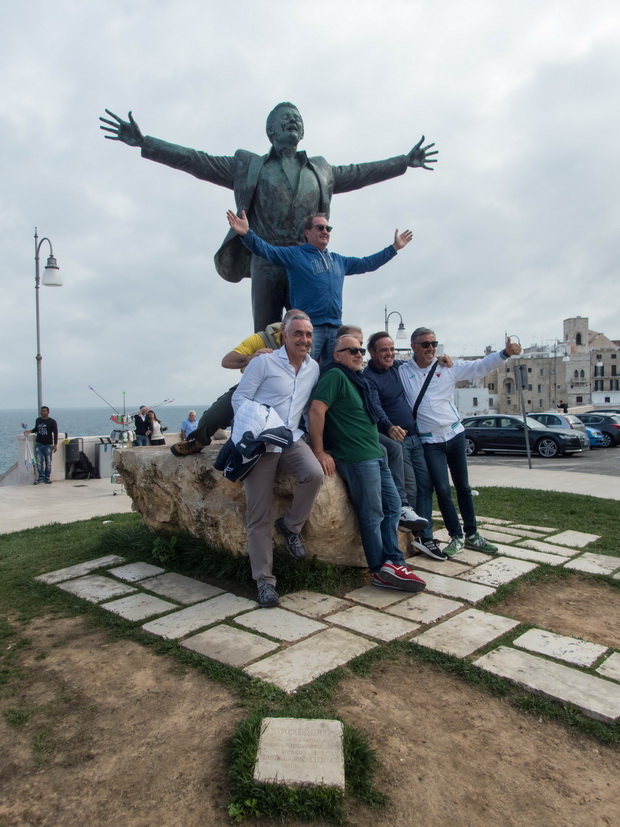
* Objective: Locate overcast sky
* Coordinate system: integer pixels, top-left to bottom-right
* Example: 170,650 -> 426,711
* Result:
1,0 -> 619,411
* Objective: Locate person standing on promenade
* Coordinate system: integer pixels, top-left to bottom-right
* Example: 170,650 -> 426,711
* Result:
24,406 -> 58,485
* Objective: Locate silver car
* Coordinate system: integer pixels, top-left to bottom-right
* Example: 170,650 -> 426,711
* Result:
526,412 -> 590,450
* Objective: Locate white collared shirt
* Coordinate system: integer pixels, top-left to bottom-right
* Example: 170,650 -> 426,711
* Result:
232,346 -> 319,442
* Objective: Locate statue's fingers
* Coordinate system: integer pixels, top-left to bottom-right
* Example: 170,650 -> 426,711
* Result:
104,108 -> 122,122
99,119 -> 118,129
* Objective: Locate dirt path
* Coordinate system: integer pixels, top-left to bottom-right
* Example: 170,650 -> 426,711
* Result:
1,576 -> 619,826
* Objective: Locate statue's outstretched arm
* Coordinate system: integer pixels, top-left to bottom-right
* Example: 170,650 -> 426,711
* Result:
406,136 -> 438,170
99,109 -> 144,148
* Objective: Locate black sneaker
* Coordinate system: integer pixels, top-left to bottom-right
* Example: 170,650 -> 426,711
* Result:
274,517 -> 307,560
257,582 -> 280,608
170,437 -> 205,457
413,537 -> 448,561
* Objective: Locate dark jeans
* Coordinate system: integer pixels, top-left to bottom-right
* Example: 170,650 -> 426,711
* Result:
401,434 -> 434,539
422,431 -> 476,538
193,386 -> 237,445
133,435 -> 148,447
35,443 -> 53,481
336,455 -> 405,573
311,324 -> 340,368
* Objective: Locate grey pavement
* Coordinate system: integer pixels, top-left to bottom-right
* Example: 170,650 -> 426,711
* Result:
1,464 -> 619,536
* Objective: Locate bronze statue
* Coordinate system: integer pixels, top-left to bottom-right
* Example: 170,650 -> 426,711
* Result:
100,103 -> 438,331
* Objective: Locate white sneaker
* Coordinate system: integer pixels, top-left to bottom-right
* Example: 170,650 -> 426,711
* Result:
400,505 -> 428,525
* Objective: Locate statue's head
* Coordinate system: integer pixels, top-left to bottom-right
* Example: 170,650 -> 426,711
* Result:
266,102 -> 304,150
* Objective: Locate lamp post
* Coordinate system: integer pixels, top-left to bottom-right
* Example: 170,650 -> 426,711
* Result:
34,228 -> 62,411
551,344 -> 570,409
384,306 -> 407,340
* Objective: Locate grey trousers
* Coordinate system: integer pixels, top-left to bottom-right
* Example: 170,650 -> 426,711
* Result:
242,439 -> 324,586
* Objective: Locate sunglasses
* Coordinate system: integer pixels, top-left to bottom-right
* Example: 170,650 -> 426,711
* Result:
416,340 -> 439,349
312,224 -> 332,232
336,346 -> 366,356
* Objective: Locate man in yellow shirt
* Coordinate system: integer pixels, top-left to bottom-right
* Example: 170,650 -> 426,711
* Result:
171,310 -> 309,457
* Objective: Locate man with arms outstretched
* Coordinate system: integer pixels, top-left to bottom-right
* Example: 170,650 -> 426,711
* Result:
100,102 -> 437,331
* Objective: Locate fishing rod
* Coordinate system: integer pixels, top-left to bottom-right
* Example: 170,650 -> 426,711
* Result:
88,385 -> 120,414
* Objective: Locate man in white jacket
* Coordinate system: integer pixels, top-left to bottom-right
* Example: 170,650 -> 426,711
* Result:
231,313 -> 323,608
399,328 -> 522,556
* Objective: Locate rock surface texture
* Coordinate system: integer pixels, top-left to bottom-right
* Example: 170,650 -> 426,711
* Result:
115,444 -> 410,567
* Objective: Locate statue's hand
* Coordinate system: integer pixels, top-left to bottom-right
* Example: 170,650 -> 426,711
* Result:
99,109 -> 144,148
407,136 -> 438,170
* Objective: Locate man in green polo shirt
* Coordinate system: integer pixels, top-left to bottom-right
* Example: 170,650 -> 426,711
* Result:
308,335 -> 426,593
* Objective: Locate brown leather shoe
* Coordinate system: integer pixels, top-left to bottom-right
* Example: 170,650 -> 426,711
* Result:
170,438 -> 205,457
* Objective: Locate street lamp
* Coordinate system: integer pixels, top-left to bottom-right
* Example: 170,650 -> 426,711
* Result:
384,306 -> 407,339
34,228 -> 62,411
551,344 -> 570,410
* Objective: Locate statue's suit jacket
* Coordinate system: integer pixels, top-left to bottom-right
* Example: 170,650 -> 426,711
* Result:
142,137 -> 410,284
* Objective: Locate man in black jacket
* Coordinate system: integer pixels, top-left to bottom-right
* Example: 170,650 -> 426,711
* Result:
25,406 -> 58,484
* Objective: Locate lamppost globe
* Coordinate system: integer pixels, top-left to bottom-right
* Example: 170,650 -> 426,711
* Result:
384,306 -> 407,340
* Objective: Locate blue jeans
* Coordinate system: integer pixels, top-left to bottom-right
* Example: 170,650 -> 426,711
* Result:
402,434 -> 434,539
423,431 -> 476,538
311,324 -> 340,367
35,444 -> 53,481
133,435 -> 148,447
336,455 -> 405,572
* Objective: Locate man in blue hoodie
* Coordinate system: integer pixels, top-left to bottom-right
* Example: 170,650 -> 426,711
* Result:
226,209 -> 413,365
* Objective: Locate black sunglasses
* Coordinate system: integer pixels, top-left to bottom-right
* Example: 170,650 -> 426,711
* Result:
417,340 -> 439,349
312,224 -> 332,232
336,346 -> 366,356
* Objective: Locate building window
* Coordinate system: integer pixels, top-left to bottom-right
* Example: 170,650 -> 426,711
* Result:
527,367 -> 532,373
539,399 -> 544,407
506,383 -> 513,393
576,396 -> 583,403
488,383 -> 495,390
580,370 -> 585,378
612,354 -> 617,359
528,384 -> 532,391
537,384 -> 542,393
612,365 -> 617,376
611,380 -> 619,392
595,380 -> 604,391
540,368 -> 544,376
574,370 -> 579,379
473,397 -> 478,406
576,333 -> 582,345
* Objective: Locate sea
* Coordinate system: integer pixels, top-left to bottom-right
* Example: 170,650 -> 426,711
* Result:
0,405 -> 203,476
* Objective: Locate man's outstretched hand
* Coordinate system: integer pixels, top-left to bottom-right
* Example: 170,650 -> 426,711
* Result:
227,209 -> 250,236
407,136 -> 438,170
99,109 -> 144,148
393,229 -> 413,250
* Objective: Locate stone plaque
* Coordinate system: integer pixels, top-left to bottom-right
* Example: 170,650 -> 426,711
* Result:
254,717 -> 344,789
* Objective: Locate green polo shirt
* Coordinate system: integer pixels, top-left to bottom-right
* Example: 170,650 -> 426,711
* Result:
312,368 -> 383,463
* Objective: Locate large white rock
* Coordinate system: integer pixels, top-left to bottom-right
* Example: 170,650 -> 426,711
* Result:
115,445 -> 411,568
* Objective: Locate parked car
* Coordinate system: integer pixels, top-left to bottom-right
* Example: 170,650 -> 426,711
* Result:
574,413 -> 620,447
588,408 -> 620,416
462,415 -> 585,458
527,411 -> 590,449
585,426 -> 605,449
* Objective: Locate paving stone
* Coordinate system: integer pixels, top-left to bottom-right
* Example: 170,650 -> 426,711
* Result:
108,562 -> 166,582
474,646 -> 620,723
456,549 -> 490,567
279,591 -> 352,619
458,557 -> 537,587
235,608 -> 327,641
182,624 -> 279,667
35,555 -> 126,584
596,653 -> 620,683
244,627 -> 377,693
564,553 -> 620,576
384,592 -> 464,624
139,572 -> 225,604
479,525 -> 551,540
141,593 -> 257,639
490,544 -> 567,567
510,523 -> 558,533
344,585 -> 409,609
58,574 -> 137,603
475,516 -> 513,525
327,605 -> 420,641
545,530 -> 601,548
406,557 -> 471,577
473,528 -> 524,544
513,628 -> 608,668
517,539 -> 578,557
614,573 -> 620,581
413,609 -> 518,657
254,718 -> 344,789
418,572 -> 495,603
101,593 -> 177,621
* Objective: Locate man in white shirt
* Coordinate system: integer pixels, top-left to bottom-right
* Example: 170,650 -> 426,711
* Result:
399,327 -> 521,555
232,314 -> 323,607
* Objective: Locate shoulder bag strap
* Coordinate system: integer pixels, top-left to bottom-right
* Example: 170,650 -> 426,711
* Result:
412,360 -> 438,422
